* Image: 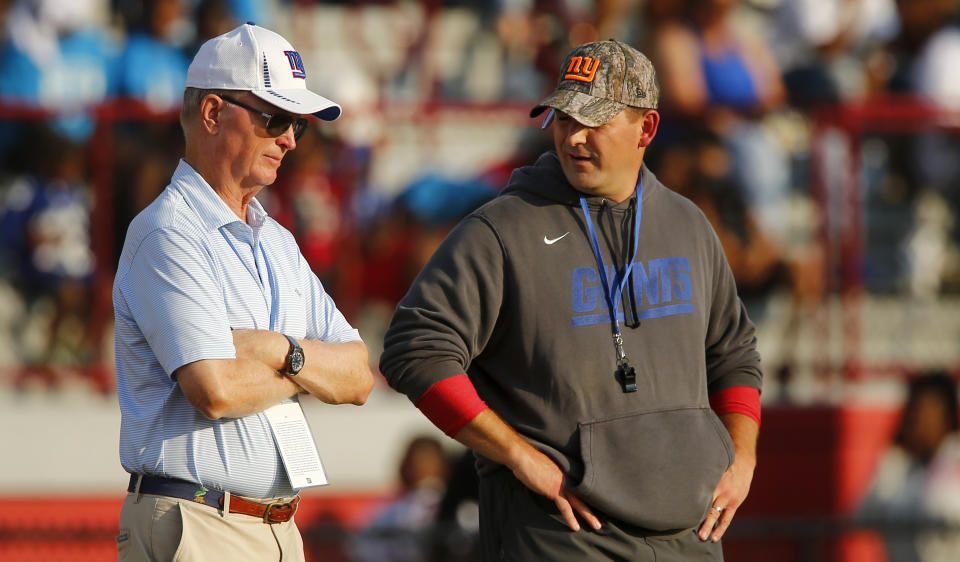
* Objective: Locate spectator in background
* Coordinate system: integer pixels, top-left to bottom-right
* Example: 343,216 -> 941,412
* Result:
0,124 -> 96,369
0,0 -> 117,143
883,0 -> 960,105
115,0 -> 190,112
342,1 -> 431,102
350,436 -> 451,562
859,372 -> 960,562
652,0 -> 785,117
493,1 -> 555,101
874,0 -> 960,289
429,448 -> 481,562
342,173 -> 497,363
649,0 -> 791,245
266,126 -> 354,287
649,131 -> 786,307
112,0 -> 237,263
222,0 -> 266,29
189,0 -> 236,56
647,129 -> 823,393
773,0 -> 900,106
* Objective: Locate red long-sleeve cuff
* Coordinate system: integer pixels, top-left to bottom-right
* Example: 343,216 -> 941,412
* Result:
415,374 -> 488,437
709,386 -> 761,426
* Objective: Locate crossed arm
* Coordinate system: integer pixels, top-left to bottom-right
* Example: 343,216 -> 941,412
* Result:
176,329 -> 374,419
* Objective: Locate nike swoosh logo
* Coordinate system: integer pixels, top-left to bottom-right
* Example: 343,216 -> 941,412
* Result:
544,232 -> 570,245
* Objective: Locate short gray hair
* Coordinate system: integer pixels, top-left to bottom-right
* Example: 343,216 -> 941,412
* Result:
180,87 -> 239,133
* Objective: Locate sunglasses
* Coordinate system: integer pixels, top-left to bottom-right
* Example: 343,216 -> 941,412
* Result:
220,95 -> 309,140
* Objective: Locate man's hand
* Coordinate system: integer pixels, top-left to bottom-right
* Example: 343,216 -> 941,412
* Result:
698,453 -> 755,542
512,447 -> 601,532
454,408 -> 601,532
698,412 -> 759,542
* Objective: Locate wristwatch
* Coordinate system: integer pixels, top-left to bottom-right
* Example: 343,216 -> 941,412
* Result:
281,334 -> 305,376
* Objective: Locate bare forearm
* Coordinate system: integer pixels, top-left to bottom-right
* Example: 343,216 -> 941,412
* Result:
176,358 -> 301,419
296,339 -> 373,405
232,329 -> 373,405
453,408 -> 538,470
231,328 -> 289,373
720,413 -> 759,468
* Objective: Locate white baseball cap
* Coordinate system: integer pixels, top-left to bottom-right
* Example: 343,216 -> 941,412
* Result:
186,22 -> 341,121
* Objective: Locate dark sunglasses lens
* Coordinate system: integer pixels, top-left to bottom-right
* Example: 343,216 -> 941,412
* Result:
265,116 -> 309,140
265,115 -> 293,137
292,118 -> 308,140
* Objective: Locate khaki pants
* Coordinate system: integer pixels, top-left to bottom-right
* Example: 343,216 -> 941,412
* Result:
117,493 -> 305,562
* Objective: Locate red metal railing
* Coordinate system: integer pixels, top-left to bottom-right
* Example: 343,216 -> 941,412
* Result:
810,95 -> 960,381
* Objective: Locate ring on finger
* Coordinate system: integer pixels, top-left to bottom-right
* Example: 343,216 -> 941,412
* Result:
714,506 -> 724,513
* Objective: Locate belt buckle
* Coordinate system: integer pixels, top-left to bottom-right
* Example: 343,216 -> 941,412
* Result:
262,501 -> 295,524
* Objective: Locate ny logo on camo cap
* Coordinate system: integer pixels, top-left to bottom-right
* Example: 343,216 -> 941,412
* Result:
565,57 -> 600,82
531,39 -> 659,128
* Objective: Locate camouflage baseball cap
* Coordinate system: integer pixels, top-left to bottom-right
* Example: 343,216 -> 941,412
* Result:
530,39 -> 659,127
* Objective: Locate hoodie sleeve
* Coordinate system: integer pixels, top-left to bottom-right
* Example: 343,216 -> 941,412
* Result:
703,222 -> 764,403
379,214 -> 506,432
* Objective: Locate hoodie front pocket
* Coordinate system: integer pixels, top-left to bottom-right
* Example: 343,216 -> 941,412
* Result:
572,406 -> 734,531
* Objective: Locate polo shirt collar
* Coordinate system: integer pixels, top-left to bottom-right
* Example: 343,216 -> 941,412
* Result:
170,159 -> 270,232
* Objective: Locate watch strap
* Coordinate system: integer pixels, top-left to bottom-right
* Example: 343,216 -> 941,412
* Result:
282,334 -> 303,376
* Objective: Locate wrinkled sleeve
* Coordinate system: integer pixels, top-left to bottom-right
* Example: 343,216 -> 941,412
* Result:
703,222 -> 763,396
121,228 -> 235,377
379,215 -> 505,404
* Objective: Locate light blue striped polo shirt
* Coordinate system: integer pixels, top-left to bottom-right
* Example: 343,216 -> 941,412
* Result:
114,159 -> 361,499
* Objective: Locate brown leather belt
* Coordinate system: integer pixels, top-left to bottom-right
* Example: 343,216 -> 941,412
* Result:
128,474 -> 300,523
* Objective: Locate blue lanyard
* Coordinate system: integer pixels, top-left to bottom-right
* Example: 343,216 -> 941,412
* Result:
578,173 -> 643,391
578,174 -> 643,339
219,226 -> 279,332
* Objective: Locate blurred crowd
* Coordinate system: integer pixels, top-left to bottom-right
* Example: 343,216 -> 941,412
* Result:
858,372 -> 960,562
1,4 -> 960,560
1,0 -> 960,391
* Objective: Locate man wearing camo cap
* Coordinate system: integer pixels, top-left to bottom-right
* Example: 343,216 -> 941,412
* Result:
380,39 -> 762,560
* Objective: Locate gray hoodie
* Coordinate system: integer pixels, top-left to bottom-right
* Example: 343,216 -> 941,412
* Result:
380,152 -> 762,532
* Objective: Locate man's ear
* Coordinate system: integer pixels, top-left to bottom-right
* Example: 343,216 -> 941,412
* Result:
199,94 -> 224,136
638,109 -> 660,148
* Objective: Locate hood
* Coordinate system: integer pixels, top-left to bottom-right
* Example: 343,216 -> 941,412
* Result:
502,151 -> 655,208
501,152 -> 582,206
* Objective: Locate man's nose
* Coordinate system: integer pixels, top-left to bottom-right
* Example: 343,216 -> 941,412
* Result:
564,123 -> 588,146
278,125 -> 297,150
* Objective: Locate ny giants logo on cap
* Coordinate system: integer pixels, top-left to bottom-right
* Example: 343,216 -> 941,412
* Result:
564,56 -> 599,83
283,50 -> 306,79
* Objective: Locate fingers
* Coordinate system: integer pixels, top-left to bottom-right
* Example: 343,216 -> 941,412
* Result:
511,450 -> 601,533
699,501 -> 737,542
565,491 -> 602,531
711,506 -> 736,542
553,495 -> 581,532
554,491 -> 603,532
698,503 -> 722,541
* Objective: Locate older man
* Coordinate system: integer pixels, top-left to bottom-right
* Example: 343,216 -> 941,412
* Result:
114,23 -> 373,561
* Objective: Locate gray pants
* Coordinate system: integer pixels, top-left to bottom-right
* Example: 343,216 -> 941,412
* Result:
478,468 -> 724,562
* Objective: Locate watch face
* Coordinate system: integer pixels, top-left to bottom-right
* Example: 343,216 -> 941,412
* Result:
289,349 -> 305,374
